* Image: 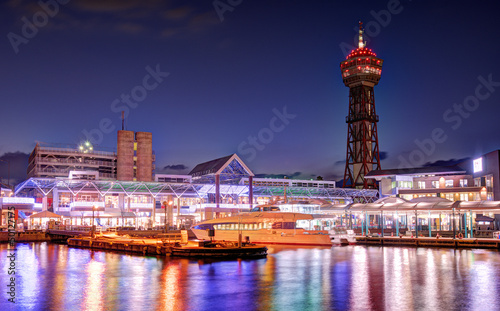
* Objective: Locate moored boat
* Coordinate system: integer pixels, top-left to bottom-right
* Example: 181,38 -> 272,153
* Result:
191,212 -> 332,246
329,227 -> 357,245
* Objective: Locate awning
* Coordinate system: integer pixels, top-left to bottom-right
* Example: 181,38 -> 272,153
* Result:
58,211 -> 137,217
29,211 -> 63,218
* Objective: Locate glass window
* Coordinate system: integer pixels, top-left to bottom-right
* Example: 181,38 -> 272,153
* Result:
445,180 -> 453,187
459,179 -> 468,187
474,178 -> 481,187
432,181 -> 439,188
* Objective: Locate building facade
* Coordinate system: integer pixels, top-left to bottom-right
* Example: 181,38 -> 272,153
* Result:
27,142 -> 117,180
366,150 -> 500,201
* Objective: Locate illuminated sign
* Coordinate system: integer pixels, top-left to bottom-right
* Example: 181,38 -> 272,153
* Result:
1,197 -> 35,204
473,157 -> 483,173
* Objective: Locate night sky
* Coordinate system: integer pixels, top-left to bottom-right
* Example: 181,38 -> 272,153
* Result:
1,0 -> 500,185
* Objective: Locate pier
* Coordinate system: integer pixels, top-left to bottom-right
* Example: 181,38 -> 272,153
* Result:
66,234 -> 268,259
356,236 -> 500,249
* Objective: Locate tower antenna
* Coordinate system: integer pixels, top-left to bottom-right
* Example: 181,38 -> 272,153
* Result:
121,111 -> 125,130
358,21 -> 365,49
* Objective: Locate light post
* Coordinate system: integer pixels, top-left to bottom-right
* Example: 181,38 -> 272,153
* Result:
162,201 -> 167,233
92,205 -> 96,238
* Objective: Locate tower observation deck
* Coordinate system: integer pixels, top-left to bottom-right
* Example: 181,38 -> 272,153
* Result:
341,22 -> 383,189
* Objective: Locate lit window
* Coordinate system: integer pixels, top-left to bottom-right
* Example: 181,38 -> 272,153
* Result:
445,180 -> 453,188
459,193 -> 469,201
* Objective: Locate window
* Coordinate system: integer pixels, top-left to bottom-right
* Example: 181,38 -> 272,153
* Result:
486,176 -> 493,188
443,193 -> 454,201
418,181 -> 426,189
445,180 -> 453,188
431,181 -> 439,188
474,178 -> 481,187
459,179 -> 468,187
459,193 -> 469,201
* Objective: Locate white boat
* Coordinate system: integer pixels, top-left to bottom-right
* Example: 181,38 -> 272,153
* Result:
329,227 -> 357,245
191,212 -> 332,246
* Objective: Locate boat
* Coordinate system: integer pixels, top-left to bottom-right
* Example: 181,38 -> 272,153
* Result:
191,212 -> 332,246
329,227 -> 357,245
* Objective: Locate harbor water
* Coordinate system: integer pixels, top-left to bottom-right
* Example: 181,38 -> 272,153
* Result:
1,242 -> 500,310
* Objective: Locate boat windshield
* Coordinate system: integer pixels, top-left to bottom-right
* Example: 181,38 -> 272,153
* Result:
251,206 -> 281,212
331,228 -> 347,234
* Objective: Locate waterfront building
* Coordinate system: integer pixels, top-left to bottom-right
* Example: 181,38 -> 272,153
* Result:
27,142 -> 117,180
10,146 -> 378,229
365,150 -> 500,201
28,131 -> 156,183
341,22 -> 383,189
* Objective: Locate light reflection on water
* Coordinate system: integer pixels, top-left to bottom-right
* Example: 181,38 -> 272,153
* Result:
1,243 -> 500,311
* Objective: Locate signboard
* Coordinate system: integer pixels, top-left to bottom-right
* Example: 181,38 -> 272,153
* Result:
473,157 -> 483,173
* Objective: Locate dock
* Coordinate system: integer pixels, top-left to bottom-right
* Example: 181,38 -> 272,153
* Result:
67,236 -> 267,259
356,236 -> 500,249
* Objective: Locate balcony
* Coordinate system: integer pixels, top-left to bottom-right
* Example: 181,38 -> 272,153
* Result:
346,113 -> 379,123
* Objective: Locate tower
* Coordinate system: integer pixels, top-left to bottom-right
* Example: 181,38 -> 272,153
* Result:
341,22 -> 383,189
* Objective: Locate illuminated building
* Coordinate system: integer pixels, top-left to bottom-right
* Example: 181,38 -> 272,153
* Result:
340,22 -> 383,189
366,150 -> 500,201
27,142 -> 117,179
14,150 -> 378,228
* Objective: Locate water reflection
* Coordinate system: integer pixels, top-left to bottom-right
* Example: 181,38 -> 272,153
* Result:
1,243 -> 500,310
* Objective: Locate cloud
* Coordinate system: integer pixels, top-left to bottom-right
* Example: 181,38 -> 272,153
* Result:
254,172 -> 303,179
74,0 -> 162,12
114,22 -> 145,34
163,6 -> 193,21
379,151 -> 388,160
0,151 -> 29,186
334,159 -> 345,166
422,157 -> 469,167
5,1 -> 218,37
162,164 -> 188,171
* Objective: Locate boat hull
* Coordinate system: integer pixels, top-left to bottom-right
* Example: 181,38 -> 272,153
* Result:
192,228 -> 332,246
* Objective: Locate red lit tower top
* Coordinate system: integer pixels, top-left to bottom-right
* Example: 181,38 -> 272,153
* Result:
340,22 -> 383,87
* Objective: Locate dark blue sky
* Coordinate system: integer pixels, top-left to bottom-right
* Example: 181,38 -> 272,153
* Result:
1,0 -> 500,184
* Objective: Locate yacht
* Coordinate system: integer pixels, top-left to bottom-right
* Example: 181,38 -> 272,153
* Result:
191,212 -> 332,246
329,227 -> 357,245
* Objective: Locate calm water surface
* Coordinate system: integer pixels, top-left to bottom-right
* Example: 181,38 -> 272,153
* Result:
1,242 -> 499,311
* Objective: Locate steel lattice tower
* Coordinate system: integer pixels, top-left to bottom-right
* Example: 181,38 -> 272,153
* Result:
341,22 -> 383,189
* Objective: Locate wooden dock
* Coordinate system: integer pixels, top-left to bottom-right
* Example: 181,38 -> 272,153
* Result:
0,230 -> 51,243
67,237 -> 268,258
68,237 -> 171,255
356,236 -> 500,249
